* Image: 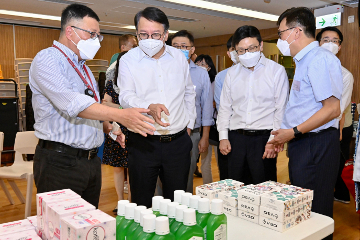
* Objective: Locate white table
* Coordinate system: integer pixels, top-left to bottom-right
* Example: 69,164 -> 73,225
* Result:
227,212 -> 334,240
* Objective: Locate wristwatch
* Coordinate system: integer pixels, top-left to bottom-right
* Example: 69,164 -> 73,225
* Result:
293,126 -> 303,139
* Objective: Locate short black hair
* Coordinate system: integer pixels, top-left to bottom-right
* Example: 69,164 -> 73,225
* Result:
277,7 -> 316,38
171,30 -> 195,45
227,36 -> 233,50
195,54 -> 217,83
134,7 -> 169,32
316,27 -> 343,45
232,25 -> 262,47
61,4 -> 100,33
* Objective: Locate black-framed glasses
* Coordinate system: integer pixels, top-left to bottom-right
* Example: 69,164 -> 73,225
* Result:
72,26 -> 103,42
137,32 -> 165,40
321,38 -> 341,44
172,45 -> 193,50
277,27 -> 295,37
236,45 -> 260,55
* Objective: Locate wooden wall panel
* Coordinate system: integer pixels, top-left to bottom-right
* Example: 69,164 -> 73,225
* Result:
0,24 -> 15,79
94,34 -> 122,64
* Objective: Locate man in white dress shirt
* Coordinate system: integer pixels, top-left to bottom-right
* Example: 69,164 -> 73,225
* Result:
217,25 -> 289,184
118,7 -> 196,207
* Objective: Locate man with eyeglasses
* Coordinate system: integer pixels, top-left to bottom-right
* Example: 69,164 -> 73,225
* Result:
269,8 -> 343,233
217,25 -> 289,185
171,30 -> 213,192
118,7 -> 196,207
316,27 -> 354,205
29,4 -> 155,208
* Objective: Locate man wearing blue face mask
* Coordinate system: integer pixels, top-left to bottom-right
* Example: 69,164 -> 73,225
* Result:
171,30 -> 214,192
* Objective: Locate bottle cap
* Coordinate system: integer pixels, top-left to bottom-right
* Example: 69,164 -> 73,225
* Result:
160,199 -> 171,215
134,206 -> 147,223
125,203 -> 137,220
143,214 -> 156,233
183,209 -> 197,226
174,190 -> 185,204
140,209 -> 153,227
189,195 -> 201,210
211,199 -> 223,215
152,196 -> 164,211
155,216 -> 170,235
117,200 -> 129,216
181,192 -> 192,207
167,202 -> 179,218
198,198 -> 210,214
175,205 -> 188,222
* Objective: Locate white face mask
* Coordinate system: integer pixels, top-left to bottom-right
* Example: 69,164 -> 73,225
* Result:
230,50 -> 240,64
71,28 -> 101,60
238,51 -> 261,68
321,42 -> 339,55
277,28 -> 295,56
138,38 -> 164,57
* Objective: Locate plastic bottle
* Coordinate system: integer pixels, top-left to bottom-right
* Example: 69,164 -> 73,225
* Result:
196,198 -> 211,238
151,216 -> 176,240
152,196 -> 164,216
189,195 -> 201,211
159,199 -> 171,217
167,202 -> 179,226
206,199 -> 227,240
176,209 -> 204,240
126,205 -> 147,240
116,200 -> 129,230
181,192 -> 192,207
174,190 -> 185,205
169,205 -> 187,235
133,209 -> 153,240
137,214 -> 156,240
117,203 -> 137,240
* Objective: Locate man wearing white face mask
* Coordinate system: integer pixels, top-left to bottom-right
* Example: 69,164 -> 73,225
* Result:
316,27 -> 354,204
217,25 -> 289,184
118,7 -> 196,207
29,4 -> 155,208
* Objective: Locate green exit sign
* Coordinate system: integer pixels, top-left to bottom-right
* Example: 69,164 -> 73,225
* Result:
316,12 -> 342,29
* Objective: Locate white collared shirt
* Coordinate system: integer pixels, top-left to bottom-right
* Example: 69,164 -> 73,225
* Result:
339,66 -> 354,128
118,45 -> 196,135
217,53 -> 289,140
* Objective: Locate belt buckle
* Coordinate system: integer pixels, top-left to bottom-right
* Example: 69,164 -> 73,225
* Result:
160,135 -> 172,143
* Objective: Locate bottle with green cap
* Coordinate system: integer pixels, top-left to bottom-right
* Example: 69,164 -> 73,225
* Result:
169,205 -> 187,235
176,209 -> 204,240
137,214 -> 156,240
196,198 -> 211,238
189,195 -> 201,211
152,196 -> 164,217
174,190 -> 185,204
181,192 -> 192,207
116,200 -> 129,230
159,199 -> 171,217
117,203 -> 137,240
126,205 -> 147,240
206,199 -> 227,240
151,216 -> 176,240
133,209 -> 153,240
167,202 -> 179,226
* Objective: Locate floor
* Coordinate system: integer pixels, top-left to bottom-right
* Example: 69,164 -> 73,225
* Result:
0,151 -> 359,239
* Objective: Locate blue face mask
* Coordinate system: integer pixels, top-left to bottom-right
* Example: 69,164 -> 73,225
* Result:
180,49 -> 190,60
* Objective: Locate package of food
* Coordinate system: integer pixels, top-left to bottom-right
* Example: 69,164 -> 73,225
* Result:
0,229 -> 42,240
237,210 -> 259,224
0,219 -> 34,236
237,201 -> 260,215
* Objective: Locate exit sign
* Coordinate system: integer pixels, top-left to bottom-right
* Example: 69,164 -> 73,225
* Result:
316,12 -> 342,29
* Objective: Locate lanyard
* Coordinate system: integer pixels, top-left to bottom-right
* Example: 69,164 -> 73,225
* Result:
52,44 -> 99,102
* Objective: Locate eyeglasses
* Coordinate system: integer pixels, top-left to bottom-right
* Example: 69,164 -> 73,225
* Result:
172,45 -> 193,50
137,32 -> 165,40
72,26 -> 103,42
321,38 -> 341,44
236,45 -> 260,55
277,27 -> 295,38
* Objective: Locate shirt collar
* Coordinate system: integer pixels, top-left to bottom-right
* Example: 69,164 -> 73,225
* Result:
53,40 -> 85,66
294,41 -> 319,62
137,44 -> 174,62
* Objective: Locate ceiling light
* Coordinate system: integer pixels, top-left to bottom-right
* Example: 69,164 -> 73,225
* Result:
122,25 -> 177,33
0,9 -> 61,21
161,0 -> 278,21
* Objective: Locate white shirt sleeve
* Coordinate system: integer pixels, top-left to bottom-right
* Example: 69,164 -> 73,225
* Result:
184,61 -> 197,130
217,71 -> 233,140
340,70 -> 354,116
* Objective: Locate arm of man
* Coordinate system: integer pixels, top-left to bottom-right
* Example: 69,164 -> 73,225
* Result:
214,73 -> 222,112
339,71 -> 354,116
184,61 -> 197,134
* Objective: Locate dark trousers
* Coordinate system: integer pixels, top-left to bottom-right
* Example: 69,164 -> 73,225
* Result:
127,131 -> 192,208
33,145 -> 102,208
334,125 -> 353,201
217,145 -> 229,180
227,131 -> 277,184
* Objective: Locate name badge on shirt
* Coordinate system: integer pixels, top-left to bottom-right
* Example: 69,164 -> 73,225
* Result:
292,80 -> 301,92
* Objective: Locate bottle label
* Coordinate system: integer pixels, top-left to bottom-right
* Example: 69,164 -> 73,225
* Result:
203,226 -> 207,240
214,224 -> 226,240
188,237 -> 203,240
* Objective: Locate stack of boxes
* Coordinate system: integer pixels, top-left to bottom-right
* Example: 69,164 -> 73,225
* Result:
0,219 -> 40,240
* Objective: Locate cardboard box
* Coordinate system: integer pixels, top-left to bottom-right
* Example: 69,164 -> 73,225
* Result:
259,216 -> 296,233
237,210 -> 259,224
0,219 -> 34,236
46,198 -> 95,240
60,209 -> 116,240
196,180 -> 244,200
222,205 -> 237,217
237,201 -> 260,215
218,189 -> 239,208
27,216 -> 37,227
0,230 -> 42,240
237,184 -> 281,205
288,186 -> 314,203
260,187 -> 304,211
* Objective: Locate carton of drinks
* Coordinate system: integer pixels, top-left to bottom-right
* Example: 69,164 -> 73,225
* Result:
196,179 -> 244,200
0,230 -> 42,240
60,209 -> 116,240
0,219 -> 34,236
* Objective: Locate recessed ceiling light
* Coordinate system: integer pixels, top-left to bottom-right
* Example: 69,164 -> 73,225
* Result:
0,9 -> 61,21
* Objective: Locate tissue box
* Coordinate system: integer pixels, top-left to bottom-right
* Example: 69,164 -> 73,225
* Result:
222,205 -> 237,217
0,219 -> 34,236
237,184 -> 281,205
196,180 -> 243,200
218,189 -> 239,207
237,201 -> 260,215
46,198 -> 95,240
260,187 -> 304,211
259,216 -> 296,233
0,230 -> 42,240
237,210 -> 259,224
60,209 -> 116,240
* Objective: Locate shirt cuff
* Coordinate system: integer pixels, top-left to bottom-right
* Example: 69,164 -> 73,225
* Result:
67,94 -> 97,118
187,119 -> 195,130
268,134 -> 275,142
219,130 -> 228,140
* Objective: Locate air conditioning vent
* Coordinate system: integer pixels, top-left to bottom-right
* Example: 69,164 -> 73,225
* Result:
167,15 -> 198,22
38,0 -> 91,5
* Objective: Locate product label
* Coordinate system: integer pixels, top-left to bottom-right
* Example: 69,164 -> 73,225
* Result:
86,226 -> 105,240
214,224 -> 226,240
203,226 -> 207,240
188,237 -> 202,240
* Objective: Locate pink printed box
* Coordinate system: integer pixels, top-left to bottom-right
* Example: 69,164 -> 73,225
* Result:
0,219 -> 34,236
0,230 -> 42,240
60,209 -> 116,240
46,198 -> 95,240
196,180 -> 244,200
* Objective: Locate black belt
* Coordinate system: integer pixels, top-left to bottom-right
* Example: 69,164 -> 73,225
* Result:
290,127 -> 337,142
234,129 -> 272,136
38,139 -> 98,160
146,127 -> 187,143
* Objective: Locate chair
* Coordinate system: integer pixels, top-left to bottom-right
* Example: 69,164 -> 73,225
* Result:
0,131 -> 38,218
